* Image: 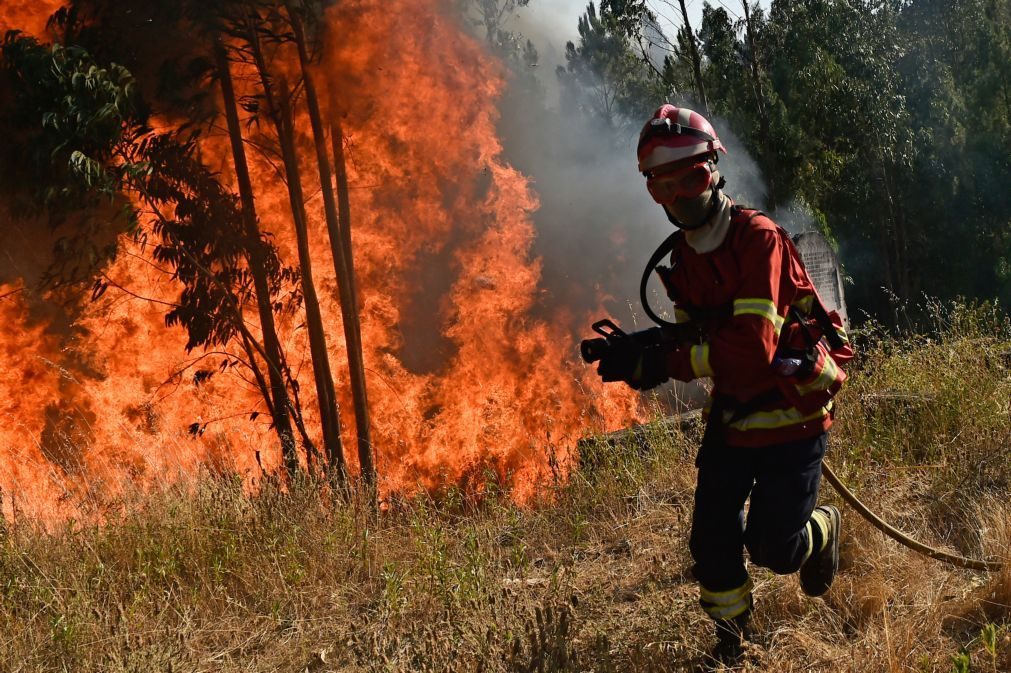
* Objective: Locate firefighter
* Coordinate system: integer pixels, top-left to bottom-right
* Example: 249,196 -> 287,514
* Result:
599,105 -> 851,665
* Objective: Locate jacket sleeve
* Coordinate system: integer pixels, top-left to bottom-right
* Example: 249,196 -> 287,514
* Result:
666,227 -> 786,382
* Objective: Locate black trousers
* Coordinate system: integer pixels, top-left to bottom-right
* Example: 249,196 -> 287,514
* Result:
689,431 -> 827,612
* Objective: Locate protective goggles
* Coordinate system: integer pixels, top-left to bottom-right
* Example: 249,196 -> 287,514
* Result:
644,162 -> 713,204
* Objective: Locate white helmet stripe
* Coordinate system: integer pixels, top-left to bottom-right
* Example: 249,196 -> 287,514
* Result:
638,142 -> 712,172
677,107 -> 693,127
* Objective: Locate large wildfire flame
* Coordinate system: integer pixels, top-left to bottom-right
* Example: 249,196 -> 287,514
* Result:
0,1 -> 58,38
0,0 -> 642,520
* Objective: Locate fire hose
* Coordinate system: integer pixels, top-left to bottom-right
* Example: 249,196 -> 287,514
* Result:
581,334 -> 1005,571
820,460 -> 1003,572
580,238 -> 1005,573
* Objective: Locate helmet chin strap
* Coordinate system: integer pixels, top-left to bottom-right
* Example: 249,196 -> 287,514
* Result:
663,176 -> 727,229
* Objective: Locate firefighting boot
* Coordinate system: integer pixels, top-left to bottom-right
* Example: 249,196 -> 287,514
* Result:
800,505 -> 841,597
704,605 -> 752,669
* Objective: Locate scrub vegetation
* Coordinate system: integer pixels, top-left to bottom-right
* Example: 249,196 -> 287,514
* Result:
1,2 -> 1010,669
2,300 -> 1009,672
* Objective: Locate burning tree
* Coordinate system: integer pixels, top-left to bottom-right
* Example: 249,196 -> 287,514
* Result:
0,0 -> 644,519
0,31 -> 319,479
53,0 -> 378,488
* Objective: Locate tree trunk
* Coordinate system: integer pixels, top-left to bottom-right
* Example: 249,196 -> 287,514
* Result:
875,154 -> 899,298
213,34 -> 299,477
240,326 -> 322,471
886,161 -> 911,300
247,22 -> 349,483
741,1 -> 765,121
677,0 -> 709,115
286,2 -> 376,493
330,119 -> 358,319
742,0 -> 776,204
328,119 -> 375,489
239,329 -> 275,422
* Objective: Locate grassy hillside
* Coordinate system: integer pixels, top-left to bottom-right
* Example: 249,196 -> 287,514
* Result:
1,302 -> 1010,672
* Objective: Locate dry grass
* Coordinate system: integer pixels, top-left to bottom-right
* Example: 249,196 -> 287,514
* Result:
1,300 -> 1010,672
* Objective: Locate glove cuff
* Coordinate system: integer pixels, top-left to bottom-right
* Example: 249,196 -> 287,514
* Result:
666,344 -> 704,382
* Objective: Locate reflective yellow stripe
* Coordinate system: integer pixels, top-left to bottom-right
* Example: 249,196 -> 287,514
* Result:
793,295 -> 815,313
690,343 -> 713,378
733,297 -> 784,333
727,402 -> 832,432
801,521 -> 814,564
700,578 -> 753,619
700,578 -> 753,606
705,599 -> 752,620
810,509 -> 831,553
795,356 -> 839,396
674,307 -> 692,324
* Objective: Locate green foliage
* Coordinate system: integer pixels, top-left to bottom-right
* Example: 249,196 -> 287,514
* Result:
126,131 -> 297,351
0,35 -> 139,197
834,300 -> 1011,479
557,2 -> 665,130
461,0 -> 532,60
950,649 -> 971,673
0,33 -> 142,282
698,5 -> 746,117
0,26 -> 297,351
981,622 -> 998,659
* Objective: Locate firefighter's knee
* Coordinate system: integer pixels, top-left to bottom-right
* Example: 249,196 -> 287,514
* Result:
745,529 -> 802,575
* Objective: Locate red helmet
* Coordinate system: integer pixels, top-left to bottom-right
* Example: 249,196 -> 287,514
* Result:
637,105 -> 726,174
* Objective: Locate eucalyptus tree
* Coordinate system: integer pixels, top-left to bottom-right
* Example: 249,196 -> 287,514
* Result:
210,25 -> 303,476
52,0 -> 380,483
283,0 -> 375,490
236,4 -> 349,481
0,29 -> 313,475
212,0 -> 376,488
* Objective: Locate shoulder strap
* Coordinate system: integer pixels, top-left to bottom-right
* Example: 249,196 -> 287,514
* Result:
809,296 -> 846,350
714,205 -> 766,284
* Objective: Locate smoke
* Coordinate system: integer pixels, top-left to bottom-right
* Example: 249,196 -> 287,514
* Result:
489,15 -> 781,326
478,1 -> 824,408
506,3 -> 571,106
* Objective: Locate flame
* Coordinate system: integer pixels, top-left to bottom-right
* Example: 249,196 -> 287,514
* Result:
0,0 -> 643,520
0,1 -> 63,37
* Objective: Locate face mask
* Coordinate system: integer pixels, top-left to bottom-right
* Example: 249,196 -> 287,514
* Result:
662,186 -> 716,230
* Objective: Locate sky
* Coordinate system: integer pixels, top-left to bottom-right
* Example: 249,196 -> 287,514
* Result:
521,0 -> 767,73
553,0 -> 767,30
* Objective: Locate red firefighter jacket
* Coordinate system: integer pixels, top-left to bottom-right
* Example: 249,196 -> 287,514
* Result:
659,206 -> 850,447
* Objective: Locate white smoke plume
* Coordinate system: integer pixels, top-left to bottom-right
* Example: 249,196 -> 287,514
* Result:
470,0 -> 817,404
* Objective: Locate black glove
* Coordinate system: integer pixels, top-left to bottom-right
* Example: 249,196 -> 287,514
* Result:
596,345 -> 640,383
596,344 -> 670,391
628,345 -> 671,391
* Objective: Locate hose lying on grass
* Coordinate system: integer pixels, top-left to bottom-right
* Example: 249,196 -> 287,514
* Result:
581,417 -> 1004,572
822,461 -> 1004,572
